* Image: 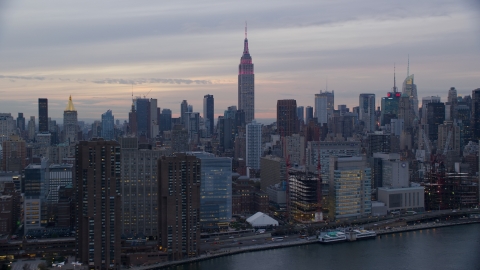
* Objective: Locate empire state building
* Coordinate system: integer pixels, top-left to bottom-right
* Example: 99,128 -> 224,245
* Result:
238,25 -> 255,123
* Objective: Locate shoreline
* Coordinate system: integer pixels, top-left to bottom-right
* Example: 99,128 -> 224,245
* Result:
134,219 -> 480,270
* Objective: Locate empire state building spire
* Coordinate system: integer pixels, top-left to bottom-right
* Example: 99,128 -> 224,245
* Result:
238,23 -> 255,123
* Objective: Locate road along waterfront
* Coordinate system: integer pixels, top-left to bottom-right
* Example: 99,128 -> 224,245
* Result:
131,217 -> 480,270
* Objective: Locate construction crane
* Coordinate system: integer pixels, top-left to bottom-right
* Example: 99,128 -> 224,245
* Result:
143,89 -> 152,99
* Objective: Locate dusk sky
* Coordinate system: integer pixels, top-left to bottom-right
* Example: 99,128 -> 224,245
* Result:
0,0 -> 479,123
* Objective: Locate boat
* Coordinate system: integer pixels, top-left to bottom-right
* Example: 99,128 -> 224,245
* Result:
318,231 -> 347,243
353,229 -> 377,239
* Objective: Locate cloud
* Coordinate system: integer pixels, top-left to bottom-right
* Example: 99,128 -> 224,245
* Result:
91,78 -> 212,85
0,75 -> 45,80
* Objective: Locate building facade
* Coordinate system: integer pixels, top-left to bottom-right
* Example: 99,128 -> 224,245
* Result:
277,99 -> 297,137
75,139 -> 121,269
63,96 -> 78,144
359,93 -> 376,132
157,153 -> 200,260
246,120 -> 262,170
38,98 -> 49,133
238,30 -> 255,123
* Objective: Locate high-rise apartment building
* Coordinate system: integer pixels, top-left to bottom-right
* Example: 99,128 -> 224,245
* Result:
38,98 -> 48,133
27,116 -> 35,141
314,91 -> 334,125
277,99 -> 297,137
157,153 -> 200,260
75,139 -> 121,269
359,93 -> 376,132
203,95 -> 214,136
63,96 -> 78,144
238,28 -> 255,123
101,110 -> 115,140
246,120 -> 262,170
120,137 -> 168,239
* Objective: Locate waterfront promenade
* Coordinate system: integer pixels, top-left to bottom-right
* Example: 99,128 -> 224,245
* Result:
131,217 -> 480,270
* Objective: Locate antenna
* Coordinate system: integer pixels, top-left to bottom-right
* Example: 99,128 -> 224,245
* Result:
407,54 -> 410,77
245,21 -> 247,39
326,77 -> 328,92
393,63 -> 397,92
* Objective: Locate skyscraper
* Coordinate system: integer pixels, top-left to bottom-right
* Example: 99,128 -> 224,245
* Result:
181,100 -> 188,126
305,106 -> 314,123
38,98 -> 48,133
471,88 -> 480,140
135,98 -> 150,138
160,108 -> 172,133
203,94 -> 214,136
17,112 -> 25,131
297,106 -> 304,124
238,26 -> 255,123
101,110 -> 115,140
63,95 -> 78,144
75,139 -> 121,269
246,120 -> 262,170
277,99 -> 297,137
359,93 -> 376,132
402,74 -> 419,119
158,153 -> 200,260
314,91 -> 334,125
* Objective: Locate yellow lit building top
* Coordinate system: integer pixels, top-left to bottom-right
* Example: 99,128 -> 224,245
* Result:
65,95 -> 76,111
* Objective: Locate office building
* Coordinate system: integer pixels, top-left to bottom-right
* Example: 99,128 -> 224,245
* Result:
306,141 -> 361,184
75,139 -> 121,269
24,158 -> 48,232
38,98 -> 48,133
0,113 -> 15,145
128,101 -> 137,136
305,106 -> 314,123
283,134 -> 305,166
238,28 -> 255,123
157,153 -> 200,260
27,116 -> 35,141
314,91 -> 334,125
160,109 -> 172,133
190,152 -> 232,230
421,96 -> 441,124
359,93 -> 376,132
402,74 -> 419,119
426,102 -> 445,142
63,96 -> 78,144
17,112 -> 25,131
288,168 -> 322,223
203,95 -> 214,136
171,124 -> 189,152
260,156 -> 286,191
101,110 -> 115,140
277,99 -> 297,137
2,134 -> 26,172
377,187 -> 425,213
328,156 -> 371,220
246,120 -> 262,170
135,98 -> 150,138
297,106 -> 304,124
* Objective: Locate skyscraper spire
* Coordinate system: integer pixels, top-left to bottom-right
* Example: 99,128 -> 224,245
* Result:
245,21 -> 247,39
393,63 -> 397,93
407,54 -> 410,77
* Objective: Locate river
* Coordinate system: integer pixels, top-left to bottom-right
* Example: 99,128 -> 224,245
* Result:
168,223 -> 480,270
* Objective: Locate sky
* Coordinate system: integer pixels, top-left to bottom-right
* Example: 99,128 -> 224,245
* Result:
0,0 -> 479,123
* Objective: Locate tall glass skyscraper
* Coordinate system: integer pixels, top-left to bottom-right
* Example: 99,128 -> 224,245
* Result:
238,26 -> 255,123
101,110 -> 115,140
38,98 -> 48,133
190,152 -> 232,230
135,98 -> 150,138
203,94 -> 214,136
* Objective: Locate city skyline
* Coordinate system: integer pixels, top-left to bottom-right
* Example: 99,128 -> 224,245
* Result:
0,0 -> 479,121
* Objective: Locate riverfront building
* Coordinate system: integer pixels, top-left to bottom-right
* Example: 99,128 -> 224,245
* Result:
328,156 -> 372,220
190,152 -> 232,230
